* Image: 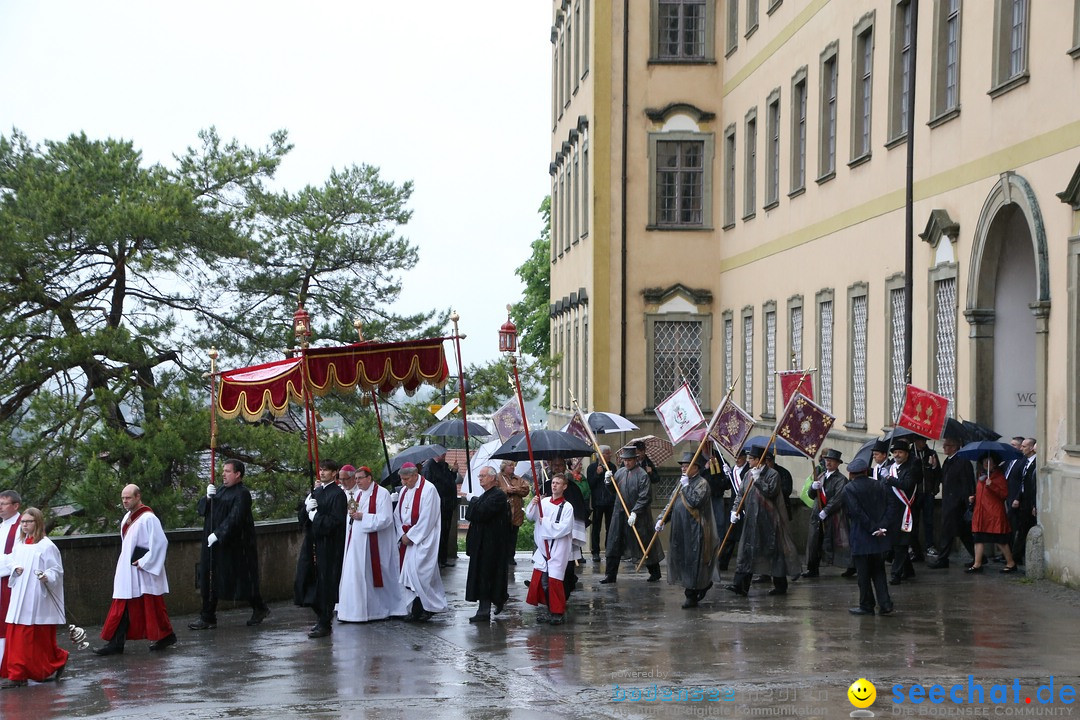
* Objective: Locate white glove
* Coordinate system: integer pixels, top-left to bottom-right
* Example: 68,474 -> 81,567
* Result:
305,496 -> 318,513
811,480 -> 823,491
818,510 -> 827,521
604,470 -> 613,484
679,475 -> 690,487
750,467 -> 762,480
206,483 -> 217,498
207,532 -> 218,547
654,519 -> 664,533
730,511 -> 740,524
390,492 -> 399,503
627,511 -> 637,527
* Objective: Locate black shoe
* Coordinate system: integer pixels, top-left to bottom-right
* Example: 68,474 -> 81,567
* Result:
647,571 -> 662,583
247,607 -> 271,626
800,570 -> 819,578
548,614 -> 564,625
523,579 -> 531,588
416,611 -> 435,622
681,598 -> 699,609
879,605 -> 895,615
148,633 -> 176,651
752,574 -> 771,584
927,557 -> 950,569
889,577 -> 902,585
1000,565 -> 1018,574
964,565 -> 984,574
591,555 -> 601,562
187,619 -> 216,631
494,602 -> 505,616
307,626 -> 331,638
841,567 -> 857,578
849,607 -> 874,615
468,613 -> 490,623
767,588 -> 787,596
93,644 -> 124,656
725,584 -> 748,597
53,661 -> 67,681
599,576 -> 617,584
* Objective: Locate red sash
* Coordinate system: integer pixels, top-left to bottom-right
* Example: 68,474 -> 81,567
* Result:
122,505 -> 154,537
367,486 -> 383,588
398,480 -> 424,568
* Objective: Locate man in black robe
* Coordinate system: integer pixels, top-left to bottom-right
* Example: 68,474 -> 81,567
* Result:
294,459 -> 347,638
465,466 -> 510,623
189,459 -> 270,630
423,452 -> 460,568
659,451 -> 717,608
842,458 -> 894,615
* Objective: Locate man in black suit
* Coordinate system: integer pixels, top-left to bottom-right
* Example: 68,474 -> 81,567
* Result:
1012,438 -> 1038,565
926,435 -> 975,569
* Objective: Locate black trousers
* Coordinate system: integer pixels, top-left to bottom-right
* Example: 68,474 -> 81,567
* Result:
200,588 -> 267,624
590,504 -> 614,557
890,538 -> 914,580
438,498 -> 456,565
732,571 -> 787,594
936,508 -> 975,560
854,553 -> 892,611
717,520 -> 742,570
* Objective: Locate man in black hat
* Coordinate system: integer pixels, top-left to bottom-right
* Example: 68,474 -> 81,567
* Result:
909,435 -> 941,563
725,448 -> 801,597
871,439 -> 891,481
656,451 -> 717,608
717,448 -> 749,571
601,447 -> 663,583
926,434 -> 975,569
802,449 -> 851,578
842,457 -> 894,615
882,438 -> 921,585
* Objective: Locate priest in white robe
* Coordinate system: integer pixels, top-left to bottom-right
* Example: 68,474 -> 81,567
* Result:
525,473 -> 575,624
395,462 -> 447,621
337,466 -> 403,622
95,484 -> 175,655
0,508 -> 67,686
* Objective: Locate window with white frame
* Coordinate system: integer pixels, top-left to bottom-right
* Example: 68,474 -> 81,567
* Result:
747,0 -> 759,37
552,182 -> 560,260
573,317 -> 580,407
583,0 -> 591,76
930,0 -> 962,123
655,0 -> 713,60
650,132 -> 714,228
818,42 -> 839,181
789,299 -> 803,369
565,322 -> 572,409
743,310 -> 754,414
790,67 -> 807,194
723,312 -> 734,391
818,294 -> 834,412
574,3 -> 581,91
888,284 -> 907,419
646,314 -> 712,408
849,287 -> 869,426
851,15 -> 874,163
888,0 -> 913,144
766,89 -> 781,208
582,139 -> 590,235
744,108 -> 757,219
726,0 -> 739,55
582,313 -> 590,410
933,275 -> 958,415
991,0 -> 1029,94
573,151 -> 580,244
723,125 -> 736,228
764,306 -> 776,416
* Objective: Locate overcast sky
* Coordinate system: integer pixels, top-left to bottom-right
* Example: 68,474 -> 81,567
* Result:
0,0 -> 552,369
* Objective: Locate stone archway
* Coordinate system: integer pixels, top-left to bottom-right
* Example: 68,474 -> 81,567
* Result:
964,172 -> 1050,439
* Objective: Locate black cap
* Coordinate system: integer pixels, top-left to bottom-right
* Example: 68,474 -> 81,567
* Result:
847,457 -> 869,474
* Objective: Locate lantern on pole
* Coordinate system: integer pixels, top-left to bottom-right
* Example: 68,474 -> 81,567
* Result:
501,306 -> 541,504
293,303 -> 312,349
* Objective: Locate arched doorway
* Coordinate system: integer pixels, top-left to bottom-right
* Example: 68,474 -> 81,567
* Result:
965,172 -> 1050,439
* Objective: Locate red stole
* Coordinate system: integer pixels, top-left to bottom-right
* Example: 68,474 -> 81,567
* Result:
0,520 -> 16,638
122,505 -> 154,537
398,479 -> 424,568
367,487 -> 383,588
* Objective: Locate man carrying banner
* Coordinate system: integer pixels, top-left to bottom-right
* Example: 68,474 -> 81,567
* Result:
657,451 -> 717,608
601,448 -> 664,583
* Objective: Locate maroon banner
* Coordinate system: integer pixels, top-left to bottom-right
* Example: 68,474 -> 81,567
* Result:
776,393 -> 835,459
710,398 -> 755,457
897,384 -> 949,439
492,398 -> 525,443
564,413 -> 592,443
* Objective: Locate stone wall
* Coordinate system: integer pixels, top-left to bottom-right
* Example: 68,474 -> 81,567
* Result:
54,519 -> 303,626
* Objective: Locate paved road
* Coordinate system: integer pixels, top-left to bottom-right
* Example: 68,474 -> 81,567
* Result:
3,554 -> 1079,719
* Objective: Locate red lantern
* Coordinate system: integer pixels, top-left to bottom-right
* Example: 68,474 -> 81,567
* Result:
499,313 -> 517,354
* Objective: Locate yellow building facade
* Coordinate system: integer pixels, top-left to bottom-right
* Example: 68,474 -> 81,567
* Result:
549,0 -> 1080,584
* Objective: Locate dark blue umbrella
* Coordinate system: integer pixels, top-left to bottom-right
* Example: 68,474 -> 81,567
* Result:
954,440 -> 1023,463
744,435 -> 802,457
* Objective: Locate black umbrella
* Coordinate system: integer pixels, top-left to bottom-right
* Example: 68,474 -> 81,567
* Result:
745,435 -> 802,457
961,419 -> 1001,442
489,429 -> 594,461
853,437 -> 880,466
883,426 -> 920,440
421,418 -> 492,438
942,417 -> 970,443
382,444 -> 447,474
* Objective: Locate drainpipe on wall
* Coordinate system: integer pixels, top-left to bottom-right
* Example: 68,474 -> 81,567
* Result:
619,0 -> 630,416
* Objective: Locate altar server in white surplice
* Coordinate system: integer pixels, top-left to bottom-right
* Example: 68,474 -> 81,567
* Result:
394,463 -> 447,622
337,466 -> 403,622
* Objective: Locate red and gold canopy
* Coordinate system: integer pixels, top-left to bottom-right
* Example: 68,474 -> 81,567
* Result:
216,338 -> 450,422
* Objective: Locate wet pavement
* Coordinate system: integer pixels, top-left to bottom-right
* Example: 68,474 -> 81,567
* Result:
3,552 -> 1080,719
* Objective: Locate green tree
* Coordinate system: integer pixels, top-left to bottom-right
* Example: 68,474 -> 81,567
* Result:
0,129 -> 439,531
510,197 -> 553,408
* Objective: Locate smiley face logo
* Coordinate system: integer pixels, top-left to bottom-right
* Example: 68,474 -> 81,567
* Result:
848,678 -> 877,708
